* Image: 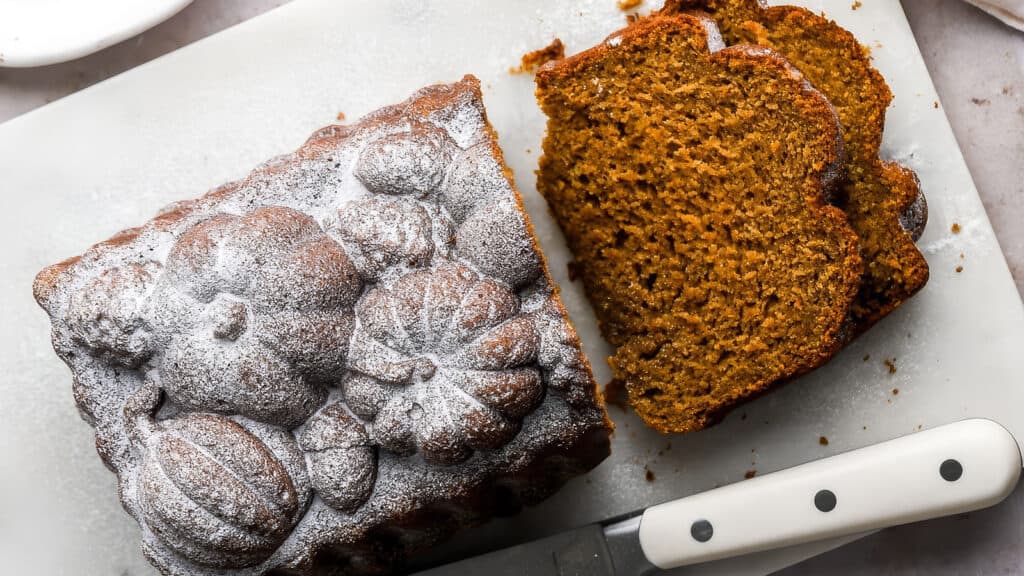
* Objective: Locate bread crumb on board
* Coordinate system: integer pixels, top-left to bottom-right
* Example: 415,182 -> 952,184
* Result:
951,222 -> 962,234
884,358 -> 897,374
617,0 -> 643,10
744,470 -> 757,479
602,379 -> 629,411
956,265 -> 964,273
819,436 -> 829,446
567,260 -> 580,282
851,1 -> 862,9
335,111 -> 346,121
510,38 -> 565,74
892,388 -> 900,395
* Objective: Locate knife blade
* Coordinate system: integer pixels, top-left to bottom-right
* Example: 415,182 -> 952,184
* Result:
413,514 -> 655,576
416,419 -> 1020,575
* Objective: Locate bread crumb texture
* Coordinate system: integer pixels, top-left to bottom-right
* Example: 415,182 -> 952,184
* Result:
536,14 -> 861,433
665,0 -> 929,334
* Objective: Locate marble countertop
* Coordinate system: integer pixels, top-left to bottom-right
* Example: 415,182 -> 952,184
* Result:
1,0 -> 1021,574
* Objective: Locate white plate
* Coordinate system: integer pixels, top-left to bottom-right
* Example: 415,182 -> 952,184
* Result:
1,0 -> 1022,575
0,0 -> 193,67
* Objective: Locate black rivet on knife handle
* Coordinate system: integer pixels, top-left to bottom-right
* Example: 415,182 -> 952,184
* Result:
814,489 -> 837,512
940,459 -> 963,481
690,519 -> 713,542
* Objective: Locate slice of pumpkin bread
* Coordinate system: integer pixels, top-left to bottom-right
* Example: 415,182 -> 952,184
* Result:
664,0 -> 930,334
535,14 -> 862,433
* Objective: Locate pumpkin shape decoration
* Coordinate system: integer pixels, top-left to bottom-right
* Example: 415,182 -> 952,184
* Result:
125,384 -> 311,569
149,205 -> 362,427
298,402 -> 377,513
353,119 -> 455,197
326,196 -> 445,282
32,78 -> 615,576
64,261 -> 161,368
345,263 -> 545,466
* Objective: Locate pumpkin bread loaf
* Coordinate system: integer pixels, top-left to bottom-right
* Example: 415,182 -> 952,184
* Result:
34,76 -> 612,575
664,0 -> 930,334
535,14 -> 862,433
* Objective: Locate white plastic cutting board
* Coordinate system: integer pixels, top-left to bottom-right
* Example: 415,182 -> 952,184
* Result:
1,1 -> 1022,575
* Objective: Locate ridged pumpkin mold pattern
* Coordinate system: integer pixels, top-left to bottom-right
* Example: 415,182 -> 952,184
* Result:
34,76 -> 612,575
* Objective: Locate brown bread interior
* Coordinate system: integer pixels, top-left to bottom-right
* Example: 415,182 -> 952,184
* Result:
536,14 -> 862,433
665,0 -> 930,333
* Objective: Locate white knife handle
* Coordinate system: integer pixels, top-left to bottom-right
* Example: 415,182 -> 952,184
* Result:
638,419 -> 1021,569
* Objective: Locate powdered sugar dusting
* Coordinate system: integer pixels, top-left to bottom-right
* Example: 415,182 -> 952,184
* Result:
32,76 -> 609,576
697,14 -> 726,53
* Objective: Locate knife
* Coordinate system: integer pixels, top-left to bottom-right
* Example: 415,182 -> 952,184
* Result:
415,418 -> 1020,575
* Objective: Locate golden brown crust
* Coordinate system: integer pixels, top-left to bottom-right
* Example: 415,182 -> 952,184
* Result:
664,0 -> 930,335
536,14 -> 861,433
